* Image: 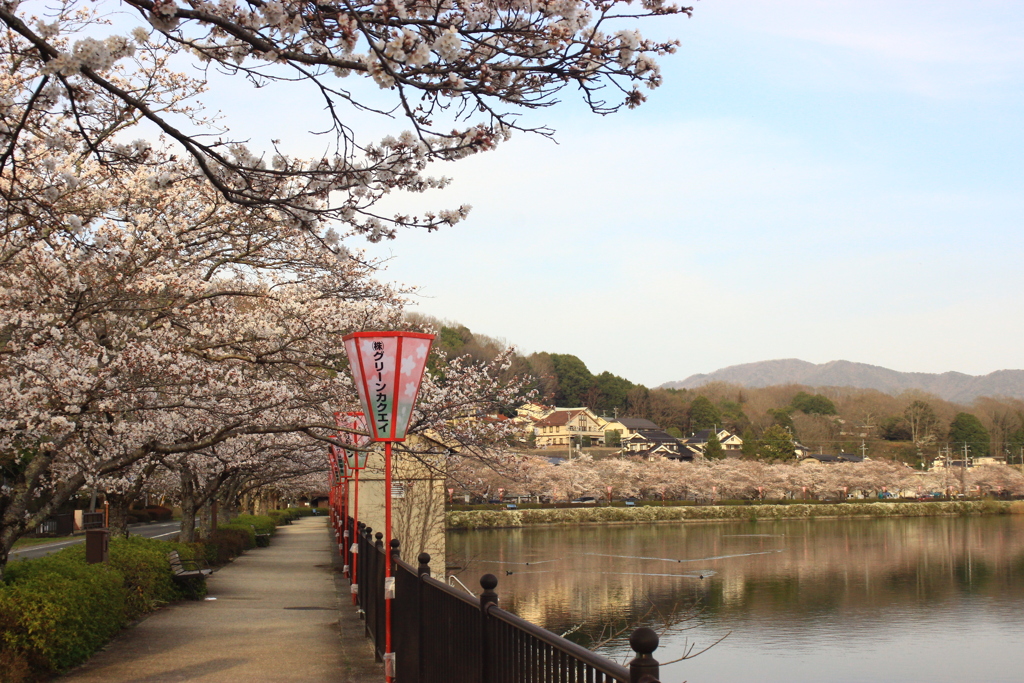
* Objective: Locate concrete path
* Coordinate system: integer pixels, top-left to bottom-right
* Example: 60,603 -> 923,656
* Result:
61,516 -> 383,683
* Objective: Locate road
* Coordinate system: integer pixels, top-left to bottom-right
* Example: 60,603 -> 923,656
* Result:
10,521 -> 185,561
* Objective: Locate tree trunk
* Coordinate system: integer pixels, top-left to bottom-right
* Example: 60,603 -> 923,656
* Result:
180,497 -> 198,542
179,472 -> 198,543
107,491 -> 132,538
198,499 -> 213,539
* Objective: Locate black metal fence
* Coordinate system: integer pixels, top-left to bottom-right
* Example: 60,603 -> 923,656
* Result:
30,512 -> 75,537
342,516 -> 662,683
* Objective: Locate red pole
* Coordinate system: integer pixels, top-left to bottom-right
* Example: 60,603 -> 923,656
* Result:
351,468 -> 360,606
341,478 -> 349,571
385,441 -> 394,683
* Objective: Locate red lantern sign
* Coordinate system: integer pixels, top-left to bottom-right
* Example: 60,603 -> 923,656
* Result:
342,331 -> 434,442
342,331 -> 434,683
335,411 -> 371,471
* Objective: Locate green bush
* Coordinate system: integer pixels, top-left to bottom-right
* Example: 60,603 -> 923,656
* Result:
199,526 -> 253,564
1,554 -> 126,676
108,536 -> 195,616
285,506 -> 319,518
144,506 -> 174,522
267,510 -> 292,525
231,514 -> 276,536
0,536 -> 200,679
127,510 -> 151,524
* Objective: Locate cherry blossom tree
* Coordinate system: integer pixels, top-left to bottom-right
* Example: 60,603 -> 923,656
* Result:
2,0 -> 691,572
1,0 -> 690,238
0,122 -> 526,573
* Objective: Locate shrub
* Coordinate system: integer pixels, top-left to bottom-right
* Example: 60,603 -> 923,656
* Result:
0,535 -> 201,679
200,527 -> 253,564
231,514 -> 276,537
267,510 -> 291,525
1,554 -> 126,676
285,506 -> 319,518
107,536 -> 193,616
144,506 -> 174,522
127,510 -> 151,524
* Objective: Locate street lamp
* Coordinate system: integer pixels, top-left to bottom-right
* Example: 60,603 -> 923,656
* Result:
335,411 -> 370,604
343,330 -> 434,683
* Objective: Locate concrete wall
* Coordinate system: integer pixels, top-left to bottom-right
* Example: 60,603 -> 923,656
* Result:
347,445 -> 447,579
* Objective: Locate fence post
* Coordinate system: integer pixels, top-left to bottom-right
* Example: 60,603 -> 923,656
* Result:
417,552 -> 431,577
628,627 -> 660,683
480,574 -> 498,683
376,531 -> 385,550
417,552 -> 430,682
361,526 -> 372,626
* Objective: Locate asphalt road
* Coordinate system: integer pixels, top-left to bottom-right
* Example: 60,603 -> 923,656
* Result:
10,521 -> 185,561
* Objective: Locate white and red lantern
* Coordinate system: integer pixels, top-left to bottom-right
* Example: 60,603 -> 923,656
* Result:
343,331 -> 434,442
336,411 -> 372,471
343,331 -> 434,682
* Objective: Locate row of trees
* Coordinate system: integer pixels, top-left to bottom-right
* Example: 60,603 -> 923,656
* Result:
1,0 -> 689,574
426,321 -> 1023,464
451,455 -> 1024,502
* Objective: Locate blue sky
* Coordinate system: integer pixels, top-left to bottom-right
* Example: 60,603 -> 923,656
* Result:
202,1 -> 1024,387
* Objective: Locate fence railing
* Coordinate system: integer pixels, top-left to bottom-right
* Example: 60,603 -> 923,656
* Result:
340,516 -> 662,683
30,512 -> 75,537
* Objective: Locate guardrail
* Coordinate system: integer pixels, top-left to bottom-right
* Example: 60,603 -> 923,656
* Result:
344,516 -> 662,683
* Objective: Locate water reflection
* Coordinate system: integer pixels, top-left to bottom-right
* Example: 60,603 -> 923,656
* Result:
447,516 -> 1024,683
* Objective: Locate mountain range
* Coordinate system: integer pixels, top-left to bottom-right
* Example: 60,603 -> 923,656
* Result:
660,359 -> 1024,404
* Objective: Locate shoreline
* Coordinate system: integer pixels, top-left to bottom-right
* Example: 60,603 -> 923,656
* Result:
446,500 -> 1017,530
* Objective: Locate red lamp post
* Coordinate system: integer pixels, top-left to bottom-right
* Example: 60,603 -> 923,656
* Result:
335,411 -> 370,604
327,442 -> 342,534
343,331 -> 434,682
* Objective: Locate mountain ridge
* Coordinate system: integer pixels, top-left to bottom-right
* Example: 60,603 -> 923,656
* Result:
660,359 -> 1024,403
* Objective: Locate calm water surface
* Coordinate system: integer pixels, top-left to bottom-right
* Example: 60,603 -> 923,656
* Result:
447,515 -> 1024,683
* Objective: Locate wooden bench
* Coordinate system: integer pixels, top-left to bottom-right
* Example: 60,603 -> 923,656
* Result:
250,524 -> 271,547
167,551 -> 212,597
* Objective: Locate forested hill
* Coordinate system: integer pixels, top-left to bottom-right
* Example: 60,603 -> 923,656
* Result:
661,360 -> 1024,403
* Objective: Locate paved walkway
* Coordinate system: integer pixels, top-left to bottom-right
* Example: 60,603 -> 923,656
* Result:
61,516 -> 382,682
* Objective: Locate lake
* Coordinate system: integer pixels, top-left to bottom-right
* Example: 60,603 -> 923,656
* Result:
446,514 -> 1024,683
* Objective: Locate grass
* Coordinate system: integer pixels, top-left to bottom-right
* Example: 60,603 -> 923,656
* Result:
11,536 -> 79,550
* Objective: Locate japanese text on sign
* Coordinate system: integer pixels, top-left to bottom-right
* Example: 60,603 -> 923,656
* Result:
372,341 -> 390,433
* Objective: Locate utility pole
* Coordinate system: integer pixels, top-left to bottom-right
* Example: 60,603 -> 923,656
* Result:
860,440 -> 868,459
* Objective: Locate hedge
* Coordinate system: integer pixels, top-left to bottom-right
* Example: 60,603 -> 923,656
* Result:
198,527 -> 254,564
267,507 -> 327,525
0,536 -> 200,681
445,500 -> 1013,530
231,514 -> 277,537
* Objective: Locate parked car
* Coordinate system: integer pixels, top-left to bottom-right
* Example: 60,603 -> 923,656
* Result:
571,496 -> 598,504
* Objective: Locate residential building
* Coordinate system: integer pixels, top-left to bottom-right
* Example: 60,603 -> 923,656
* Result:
681,429 -> 743,457
533,407 -> 607,447
601,417 -> 660,445
623,429 -> 685,461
